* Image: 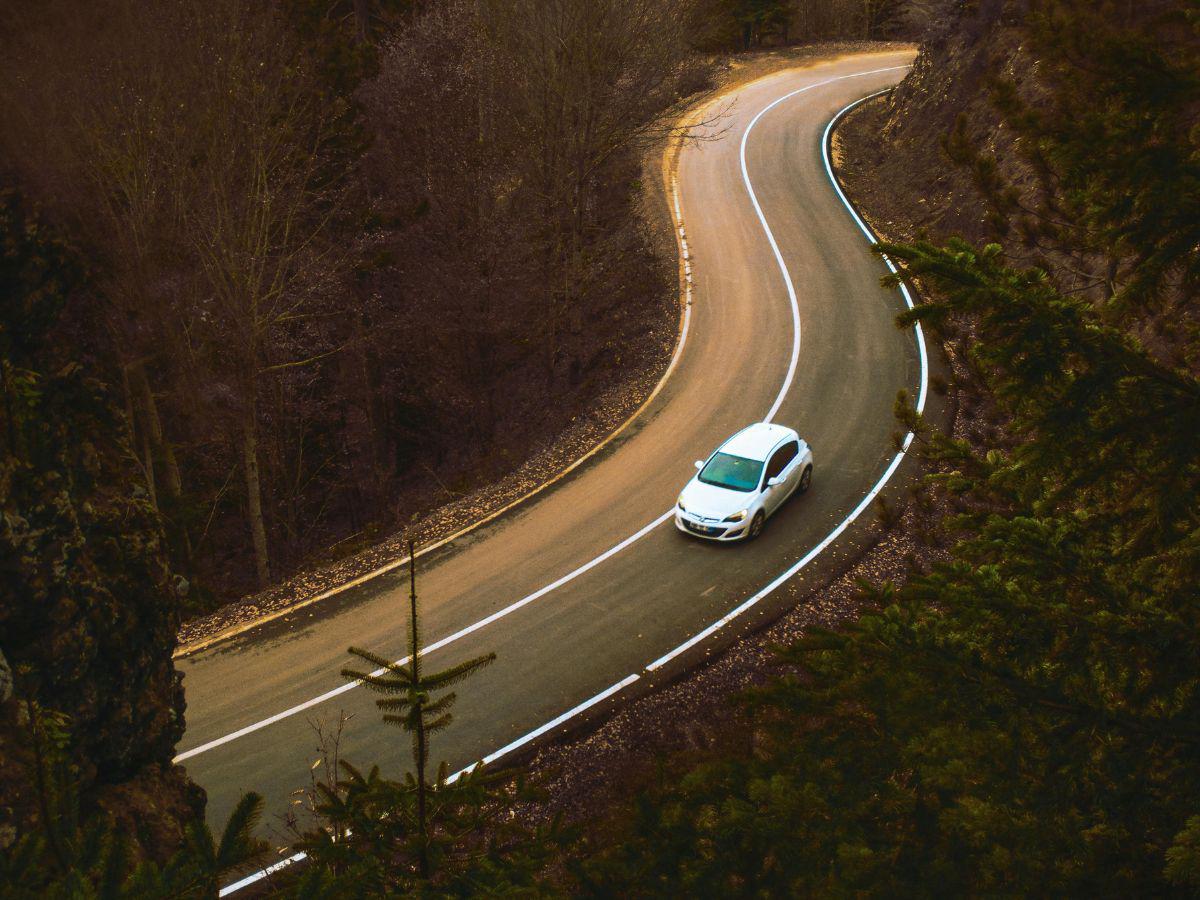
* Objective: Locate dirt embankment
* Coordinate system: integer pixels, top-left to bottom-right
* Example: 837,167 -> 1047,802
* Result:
831,0 -> 1029,247
833,0 -> 1115,303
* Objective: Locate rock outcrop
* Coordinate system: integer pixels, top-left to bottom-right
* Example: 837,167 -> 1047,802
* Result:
0,189 -> 201,860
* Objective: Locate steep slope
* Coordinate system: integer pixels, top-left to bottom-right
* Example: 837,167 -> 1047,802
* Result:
558,8 -> 1200,896
837,0 -> 1198,316
834,0 -> 1034,245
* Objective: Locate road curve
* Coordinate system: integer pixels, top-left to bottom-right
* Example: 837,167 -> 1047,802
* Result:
178,50 -> 920,837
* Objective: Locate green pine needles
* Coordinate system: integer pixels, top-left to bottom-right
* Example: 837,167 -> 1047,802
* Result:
341,542 -> 496,880
294,544 -> 564,895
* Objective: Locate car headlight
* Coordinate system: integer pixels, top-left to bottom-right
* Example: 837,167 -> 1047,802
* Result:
723,509 -> 747,523
677,497 -> 687,512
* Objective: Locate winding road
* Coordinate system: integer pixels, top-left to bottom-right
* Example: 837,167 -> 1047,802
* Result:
177,51 -> 923,872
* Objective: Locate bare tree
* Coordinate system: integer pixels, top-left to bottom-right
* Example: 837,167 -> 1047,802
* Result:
179,1 -> 344,588
0,0 -> 719,600
489,0 -> 719,379
0,0 -> 345,591
1,0 -> 193,520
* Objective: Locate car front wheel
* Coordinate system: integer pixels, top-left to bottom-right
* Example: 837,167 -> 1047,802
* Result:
798,465 -> 812,494
747,511 -> 765,540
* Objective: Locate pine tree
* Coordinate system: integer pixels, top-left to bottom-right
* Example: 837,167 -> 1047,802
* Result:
341,541 -> 497,879
992,0 -> 1200,310
294,543 -> 566,895
571,9 -> 1200,879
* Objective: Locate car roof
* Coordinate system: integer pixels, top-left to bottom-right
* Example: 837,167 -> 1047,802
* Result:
719,423 -> 799,461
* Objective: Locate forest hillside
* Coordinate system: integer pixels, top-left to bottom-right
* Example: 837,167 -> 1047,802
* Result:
6,0 -> 1193,895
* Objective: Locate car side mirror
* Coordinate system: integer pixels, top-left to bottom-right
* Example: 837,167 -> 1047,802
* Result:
694,460 -> 704,470
767,475 -> 783,488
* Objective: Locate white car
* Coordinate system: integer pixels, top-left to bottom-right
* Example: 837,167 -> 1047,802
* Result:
675,423 -> 813,541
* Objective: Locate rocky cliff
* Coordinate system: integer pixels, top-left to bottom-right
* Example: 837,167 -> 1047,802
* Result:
0,189 -> 201,861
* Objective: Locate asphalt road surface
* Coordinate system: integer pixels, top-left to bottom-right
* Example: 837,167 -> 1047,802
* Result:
177,50 -> 921,839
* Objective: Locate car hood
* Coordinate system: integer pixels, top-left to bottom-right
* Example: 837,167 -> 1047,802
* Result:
678,478 -> 755,520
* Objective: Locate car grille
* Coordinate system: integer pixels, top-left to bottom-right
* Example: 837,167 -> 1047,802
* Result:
684,520 -> 723,537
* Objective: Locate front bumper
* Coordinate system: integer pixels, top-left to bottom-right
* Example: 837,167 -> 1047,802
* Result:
675,511 -> 747,541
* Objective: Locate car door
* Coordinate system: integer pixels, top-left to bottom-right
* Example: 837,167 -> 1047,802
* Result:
762,441 -> 798,515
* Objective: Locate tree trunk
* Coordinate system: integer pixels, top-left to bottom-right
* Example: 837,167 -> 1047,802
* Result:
353,0 -> 370,43
352,307 -> 386,492
408,547 -> 430,880
567,184 -> 586,336
120,361 -> 136,448
131,362 -> 184,500
3,359 -> 21,460
129,361 -> 195,572
241,401 -> 271,589
415,712 -> 429,879
1104,256 -> 1121,302
141,410 -> 159,510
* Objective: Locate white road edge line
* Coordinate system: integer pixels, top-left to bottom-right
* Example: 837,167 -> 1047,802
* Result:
217,675 -> 642,897
176,514 -> 670,762
742,83 -> 803,425
182,64 -> 908,769
217,66 -> 919,895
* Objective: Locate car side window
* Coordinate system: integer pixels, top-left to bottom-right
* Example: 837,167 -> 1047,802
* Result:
764,441 -> 799,482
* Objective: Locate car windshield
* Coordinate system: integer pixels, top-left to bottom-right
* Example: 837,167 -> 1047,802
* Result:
698,452 -> 763,492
